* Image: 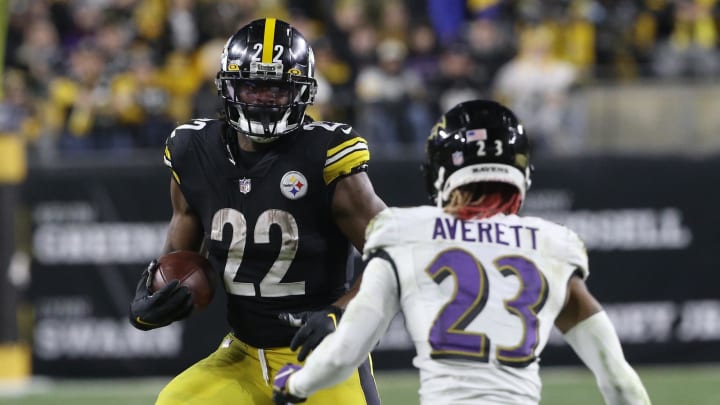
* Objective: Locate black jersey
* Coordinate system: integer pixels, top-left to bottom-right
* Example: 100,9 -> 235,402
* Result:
163,118 -> 370,347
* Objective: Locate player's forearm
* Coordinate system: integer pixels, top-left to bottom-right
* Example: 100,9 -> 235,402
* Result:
289,300 -> 392,397
332,274 -> 362,309
289,322 -> 375,397
164,181 -> 204,253
563,311 -> 651,404
290,258 -> 400,398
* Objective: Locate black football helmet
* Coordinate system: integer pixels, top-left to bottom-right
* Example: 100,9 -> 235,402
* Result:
216,18 -> 317,143
423,99 -> 532,206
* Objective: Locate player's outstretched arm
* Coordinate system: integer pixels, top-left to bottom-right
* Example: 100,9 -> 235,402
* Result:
273,257 -> 400,403
281,305 -> 344,362
556,276 -> 651,405
129,179 -> 204,330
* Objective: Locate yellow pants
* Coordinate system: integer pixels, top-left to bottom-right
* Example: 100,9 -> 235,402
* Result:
156,333 -> 379,405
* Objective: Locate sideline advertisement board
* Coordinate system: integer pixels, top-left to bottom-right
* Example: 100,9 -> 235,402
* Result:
24,156 -> 720,376
25,164 -> 227,377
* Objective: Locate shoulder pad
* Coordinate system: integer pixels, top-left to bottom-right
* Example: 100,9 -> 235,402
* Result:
164,119 -> 215,184
306,122 -> 370,185
363,207 -> 438,258
363,208 -> 397,257
302,120 -> 353,135
532,217 -> 589,280
564,227 -> 590,279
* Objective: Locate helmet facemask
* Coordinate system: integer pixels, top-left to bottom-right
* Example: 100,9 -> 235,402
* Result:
217,74 -> 315,143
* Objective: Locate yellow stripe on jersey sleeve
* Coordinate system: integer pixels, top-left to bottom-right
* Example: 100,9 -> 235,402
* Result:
327,136 -> 366,158
164,146 -> 172,166
323,137 -> 369,184
163,145 -> 181,184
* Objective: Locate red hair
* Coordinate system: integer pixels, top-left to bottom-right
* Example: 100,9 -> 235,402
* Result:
444,182 -> 522,220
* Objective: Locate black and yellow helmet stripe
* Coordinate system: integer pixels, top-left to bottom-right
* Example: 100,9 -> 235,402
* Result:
262,18 -> 277,63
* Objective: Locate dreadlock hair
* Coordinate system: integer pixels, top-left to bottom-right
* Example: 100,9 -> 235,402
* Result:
443,182 -> 522,220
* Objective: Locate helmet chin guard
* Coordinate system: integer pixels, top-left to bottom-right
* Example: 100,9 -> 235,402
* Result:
226,98 -> 299,143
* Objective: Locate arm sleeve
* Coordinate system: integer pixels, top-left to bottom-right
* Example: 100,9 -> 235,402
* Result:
563,311 -> 651,405
289,257 -> 401,398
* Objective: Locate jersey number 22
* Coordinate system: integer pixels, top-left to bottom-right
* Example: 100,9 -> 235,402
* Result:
211,208 -> 304,297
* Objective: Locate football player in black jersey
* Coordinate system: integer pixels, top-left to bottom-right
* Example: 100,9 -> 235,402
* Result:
129,18 -> 386,405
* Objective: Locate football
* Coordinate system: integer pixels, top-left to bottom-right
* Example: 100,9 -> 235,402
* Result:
152,250 -> 217,310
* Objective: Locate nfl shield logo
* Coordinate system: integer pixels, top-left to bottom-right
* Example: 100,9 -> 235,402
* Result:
451,151 -> 464,166
239,178 -> 251,194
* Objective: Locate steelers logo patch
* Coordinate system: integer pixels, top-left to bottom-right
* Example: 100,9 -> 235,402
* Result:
280,171 -> 308,200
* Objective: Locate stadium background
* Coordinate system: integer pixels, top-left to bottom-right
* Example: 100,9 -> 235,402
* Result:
1,0 -> 720,403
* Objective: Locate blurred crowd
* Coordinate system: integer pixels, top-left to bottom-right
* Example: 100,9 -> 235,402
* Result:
2,0 -> 720,158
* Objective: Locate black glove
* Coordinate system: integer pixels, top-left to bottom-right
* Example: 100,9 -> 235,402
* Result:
280,305 -> 343,361
129,260 -> 194,331
272,364 -> 306,404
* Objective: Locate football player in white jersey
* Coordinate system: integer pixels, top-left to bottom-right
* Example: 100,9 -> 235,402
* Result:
272,100 -> 651,404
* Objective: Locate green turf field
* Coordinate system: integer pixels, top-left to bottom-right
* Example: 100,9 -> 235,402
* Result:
1,365 -> 719,404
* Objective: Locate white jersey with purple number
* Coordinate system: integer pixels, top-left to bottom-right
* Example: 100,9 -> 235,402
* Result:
363,206 -> 589,404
